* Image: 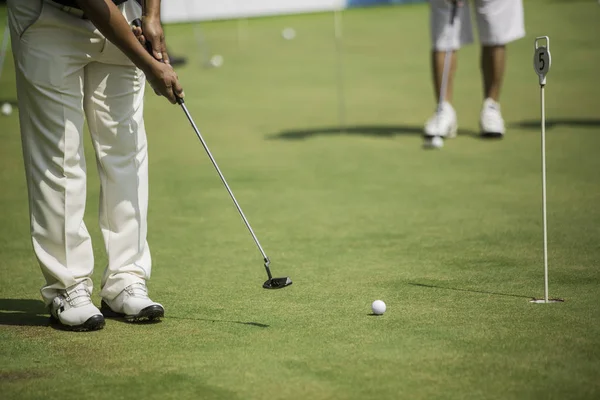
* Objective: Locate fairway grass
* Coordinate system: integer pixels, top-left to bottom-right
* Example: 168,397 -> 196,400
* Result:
1,1 -> 600,399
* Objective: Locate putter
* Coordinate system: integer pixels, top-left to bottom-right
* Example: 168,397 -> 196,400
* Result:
176,98 -> 292,289
424,1 -> 459,148
133,19 -> 291,289
436,2 -> 459,120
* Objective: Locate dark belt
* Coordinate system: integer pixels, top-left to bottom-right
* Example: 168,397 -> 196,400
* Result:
51,0 -> 130,8
49,0 -> 134,20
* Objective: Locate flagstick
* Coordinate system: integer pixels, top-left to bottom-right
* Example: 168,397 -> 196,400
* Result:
531,36 -> 561,304
540,83 -> 549,303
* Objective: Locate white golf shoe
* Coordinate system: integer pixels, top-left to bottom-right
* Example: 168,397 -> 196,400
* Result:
101,282 -> 164,322
480,98 -> 506,138
423,101 -> 458,149
49,283 -> 105,331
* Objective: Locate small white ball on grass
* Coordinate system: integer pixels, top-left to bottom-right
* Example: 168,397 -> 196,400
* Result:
1,103 -> 12,116
371,300 -> 386,315
210,55 -> 224,68
429,136 -> 444,149
282,27 -> 296,40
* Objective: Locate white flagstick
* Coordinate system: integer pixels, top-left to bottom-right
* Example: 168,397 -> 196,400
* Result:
334,9 -> 346,133
541,82 -> 548,303
531,37 -> 560,304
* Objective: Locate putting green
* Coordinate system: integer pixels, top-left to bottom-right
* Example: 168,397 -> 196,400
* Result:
1,1 -> 599,399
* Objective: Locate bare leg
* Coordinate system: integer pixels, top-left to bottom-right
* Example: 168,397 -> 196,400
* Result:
481,45 -> 506,101
432,50 -> 458,103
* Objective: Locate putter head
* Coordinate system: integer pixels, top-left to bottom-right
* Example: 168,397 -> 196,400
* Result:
262,258 -> 292,289
263,277 -> 293,289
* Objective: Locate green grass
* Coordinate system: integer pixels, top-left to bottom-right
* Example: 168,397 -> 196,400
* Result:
2,1 -> 600,399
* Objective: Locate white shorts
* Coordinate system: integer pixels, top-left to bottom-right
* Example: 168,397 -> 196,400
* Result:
430,0 -> 526,51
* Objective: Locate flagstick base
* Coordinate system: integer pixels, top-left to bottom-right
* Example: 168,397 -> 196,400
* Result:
529,298 -> 564,304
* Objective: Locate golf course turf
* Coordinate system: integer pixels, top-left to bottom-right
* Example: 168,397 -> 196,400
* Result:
1,1 -> 599,399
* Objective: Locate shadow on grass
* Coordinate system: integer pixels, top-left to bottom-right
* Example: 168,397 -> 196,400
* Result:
268,125 -> 479,140
101,316 -> 163,326
511,119 -> 600,130
168,316 -> 269,328
408,283 -> 533,299
0,299 -> 50,327
100,306 -> 164,326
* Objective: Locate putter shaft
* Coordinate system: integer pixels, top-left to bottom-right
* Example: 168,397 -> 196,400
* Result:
177,100 -> 270,265
437,3 -> 459,115
132,20 -> 284,285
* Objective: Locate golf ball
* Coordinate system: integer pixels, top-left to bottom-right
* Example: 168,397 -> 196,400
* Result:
282,27 -> 296,40
210,55 -> 224,68
426,136 -> 444,149
1,103 -> 12,116
371,300 -> 386,315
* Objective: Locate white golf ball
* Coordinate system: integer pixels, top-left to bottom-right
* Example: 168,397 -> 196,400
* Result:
423,136 -> 444,149
371,300 -> 386,315
282,27 -> 296,40
210,55 -> 224,68
1,103 -> 12,116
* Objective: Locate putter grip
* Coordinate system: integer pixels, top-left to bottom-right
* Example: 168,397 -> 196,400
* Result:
131,19 -> 153,54
132,19 -> 184,105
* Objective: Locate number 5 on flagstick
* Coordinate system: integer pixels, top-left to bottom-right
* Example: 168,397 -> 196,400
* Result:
534,36 -> 552,86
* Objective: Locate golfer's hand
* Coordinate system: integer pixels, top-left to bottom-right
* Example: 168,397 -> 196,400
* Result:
132,23 -> 145,47
147,62 -> 184,104
139,16 -> 170,65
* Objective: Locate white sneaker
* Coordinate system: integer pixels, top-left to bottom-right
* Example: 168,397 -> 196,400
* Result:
49,283 -> 105,331
101,282 -> 164,322
480,98 -> 505,137
423,102 -> 458,149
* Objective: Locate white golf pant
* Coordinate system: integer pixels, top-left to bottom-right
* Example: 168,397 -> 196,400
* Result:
8,0 -> 151,305
430,0 -> 526,51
